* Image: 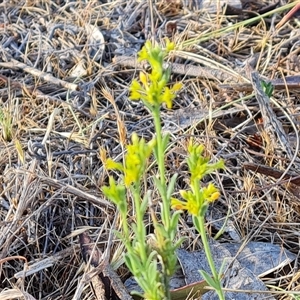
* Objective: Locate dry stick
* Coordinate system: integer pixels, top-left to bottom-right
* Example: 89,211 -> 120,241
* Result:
162,107 -> 245,134
0,289 -> 37,300
78,232 -> 106,300
112,55 -> 236,82
14,246 -> 79,278
114,55 -> 300,91
78,231 -> 133,300
39,176 -> 114,209
250,71 -> 293,159
0,74 -> 91,118
0,58 -> 79,91
243,162 -> 300,198
220,75 -> 300,91
243,162 -> 300,185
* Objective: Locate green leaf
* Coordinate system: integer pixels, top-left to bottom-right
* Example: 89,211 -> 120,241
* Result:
141,190 -> 151,216
199,270 -> 218,290
199,202 -> 209,217
167,173 -> 178,199
170,279 -> 210,300
169,212 -> 181,239
260,80 -> 274,97
146,250 -> 158,268
192,215 -> 201,233
162,133 -> 170,153
218,259 -> 226,279
153,177 -> 165,198
174,237 -> 186,249
124,253 -> 135,274
102,177 -> 126,209
153,142 -> 159,161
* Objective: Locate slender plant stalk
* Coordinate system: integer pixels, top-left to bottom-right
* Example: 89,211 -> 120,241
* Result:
152,106 -> 172,300
152,108 -> 166,185
152,107 -> 170,230
198,214 -> 225,300
132,183 -> 148,262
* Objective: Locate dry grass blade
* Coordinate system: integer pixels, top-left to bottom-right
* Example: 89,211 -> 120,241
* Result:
243,162 -> 300,200
14,246 -> 78,279
0,289 -> 36,300
220,75 -> 300,91
101,86 -> 127,148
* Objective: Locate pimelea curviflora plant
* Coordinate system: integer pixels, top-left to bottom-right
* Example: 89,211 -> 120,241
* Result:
102,40 -> 225,300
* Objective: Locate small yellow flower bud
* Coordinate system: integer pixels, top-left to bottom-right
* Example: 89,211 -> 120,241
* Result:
209,192 -> 220,202
105,159 -> 123,171
140,71 -> 148,86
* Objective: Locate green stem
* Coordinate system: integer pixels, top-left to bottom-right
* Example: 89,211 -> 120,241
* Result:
191,178 -> 224,300
163,274 -> 171,300
152,106 -> 172,300
121,210 -> 130,247
132,183 -> 147,263
198,215 -> 225,300
152,107 -> 166,186
152,106 -> 170,230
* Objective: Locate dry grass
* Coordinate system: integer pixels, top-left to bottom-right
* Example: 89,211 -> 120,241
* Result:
0,0 -> 300,299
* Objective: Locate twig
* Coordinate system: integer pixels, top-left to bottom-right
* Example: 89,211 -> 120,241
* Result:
79,230 -> 133,300
243,162 -> 300,185
0,58 -> 79,91
112,55 -> 237,82
39,176 -> 114,209
0,74 -> 92,118
79,232 -> 106,300
220,75 -> 300,91
14,247 -> 79,278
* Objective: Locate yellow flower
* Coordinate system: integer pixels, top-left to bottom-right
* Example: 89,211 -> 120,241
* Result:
129,80 -> 143,100
203,183 -> 220,203
129,40 -> 182,109
161,87 -> 173,109
172,82 -> 183,92
171,198 -> 199,216
165,39 -> 175,52
187,142 -> 225,181
105,158 -> 123,172
171,182 -> 221,216
139,71 -> 148,87
123,133 -> 155,187
138,40 -> 152,62
102,177 -> 126,209
171,190 -> 201,216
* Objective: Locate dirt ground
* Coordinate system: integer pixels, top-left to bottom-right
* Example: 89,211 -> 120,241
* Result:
1,0 -> 300,299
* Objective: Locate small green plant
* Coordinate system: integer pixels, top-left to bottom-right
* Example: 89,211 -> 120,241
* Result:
261,80 -> 274,97
0,108 -> 13,141
102,40 -> 225,300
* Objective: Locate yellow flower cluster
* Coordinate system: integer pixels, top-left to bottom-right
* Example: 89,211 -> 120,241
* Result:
104,133 -> 155,187
129,40 -> 182,109
171,183 -> 220,216
171,142 -> 224,216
